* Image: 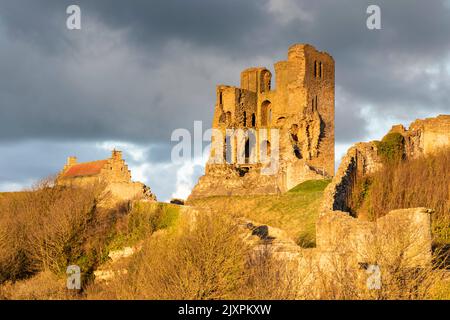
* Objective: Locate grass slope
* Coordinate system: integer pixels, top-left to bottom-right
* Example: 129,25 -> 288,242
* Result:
190,179 -> 331,247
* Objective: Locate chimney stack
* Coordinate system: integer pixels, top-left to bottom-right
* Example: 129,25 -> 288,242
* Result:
67,156 -> 77,166
112,149 -> 122,160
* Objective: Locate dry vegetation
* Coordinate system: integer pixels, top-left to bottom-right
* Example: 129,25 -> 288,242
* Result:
0,180 -> 113,284
86,211 -> 298,300
0,179 -> 181,299
310,215 -> 445,300
0,164 -> 449,299
188,180 -> 331,248
350,148 -> 450,260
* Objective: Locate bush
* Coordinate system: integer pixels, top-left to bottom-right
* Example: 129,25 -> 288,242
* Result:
107,202 -> 180,250
87,211 -> 298,300
0,180 -> 120,285
356,148 -> 450,264
375,132 -> 405,164
0,271 -> 72,300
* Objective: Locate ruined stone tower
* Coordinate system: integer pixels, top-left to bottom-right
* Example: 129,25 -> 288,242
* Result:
188,44 -> 335,201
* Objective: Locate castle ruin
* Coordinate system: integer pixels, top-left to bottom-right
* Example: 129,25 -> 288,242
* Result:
189,44 -> 335,200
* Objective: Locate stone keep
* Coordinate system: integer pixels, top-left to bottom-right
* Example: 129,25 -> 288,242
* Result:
189,44 -> 335,200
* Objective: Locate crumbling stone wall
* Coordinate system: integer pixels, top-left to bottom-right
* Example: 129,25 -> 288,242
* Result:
189,44 -> 335,201
390,115 -> 450,157
240,207 -> 433,295
316,208 -> 433,267
106,182 -> 156,204
315,115 -> 449,276
321,142 -> 382,214
321,115 -> 450,216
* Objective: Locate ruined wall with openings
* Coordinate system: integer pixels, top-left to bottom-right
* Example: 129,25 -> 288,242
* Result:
189,44 -> 335,201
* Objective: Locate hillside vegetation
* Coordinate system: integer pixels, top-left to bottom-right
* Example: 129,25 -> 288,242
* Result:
0,184 -> 297,299
0,181 -> 181,298
350,148 -> 450,259
189,179 -> 331,247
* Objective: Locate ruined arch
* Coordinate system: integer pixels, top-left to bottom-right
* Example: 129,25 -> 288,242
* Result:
224,135 -> 233,163
277,116 -> 286,126
261,100 -> 272,126
219,112 -> 226,124
244,130 -> 256,163
226,112 -> 232,125
244,138 -> 250,162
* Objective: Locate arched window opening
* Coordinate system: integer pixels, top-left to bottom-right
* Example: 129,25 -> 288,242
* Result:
219,113 -> 226,124
224,135 -> 233,163
244,139 -> 250,163
261,100 -> 272,126
293,145 -> 302,159
251,113 -> 256,127
244,131 -> 256,164
277,117 -> 286,125
243,111 -> 247,127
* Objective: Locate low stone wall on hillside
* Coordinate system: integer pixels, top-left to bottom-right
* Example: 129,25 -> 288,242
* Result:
321,142 -> 382,215
318,115 -> 450,271
322,115 -> 450,217
315,207 -> 433,268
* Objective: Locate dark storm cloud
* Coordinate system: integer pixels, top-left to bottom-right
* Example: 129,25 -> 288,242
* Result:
1,0 -> 449,145
1,0 -> 450,196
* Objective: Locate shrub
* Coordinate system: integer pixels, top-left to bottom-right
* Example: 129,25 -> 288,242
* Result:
107,202 -> 180,250
0,180 -> 120,285
0,271 -> 72,300
375,132 -> 405,164
92,212 -> 247,299
356,148 -> 450,264
87,211 -> 298,300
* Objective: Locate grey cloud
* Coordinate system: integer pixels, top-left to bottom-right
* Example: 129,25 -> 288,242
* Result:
1,0 -> 450,195
1,0 -> 449,145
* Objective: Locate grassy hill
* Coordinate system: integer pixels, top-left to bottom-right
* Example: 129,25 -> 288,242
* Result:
189,179 -> 331,247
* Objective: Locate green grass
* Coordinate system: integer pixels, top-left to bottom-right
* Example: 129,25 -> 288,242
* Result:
190,179 -> 331,247
288,179 -> 332,193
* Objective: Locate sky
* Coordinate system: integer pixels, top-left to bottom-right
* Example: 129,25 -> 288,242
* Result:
0,0 -> 449,201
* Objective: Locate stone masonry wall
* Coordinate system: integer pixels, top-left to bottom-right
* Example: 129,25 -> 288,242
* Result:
321,115 -> 450,216
316,208 -> 433,267
321,142 -> 382,215
189,43 -> 335,201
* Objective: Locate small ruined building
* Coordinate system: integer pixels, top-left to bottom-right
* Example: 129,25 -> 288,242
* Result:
318,115 -> 450,269
56,150 -> 156,203
189,44 -> 335,200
